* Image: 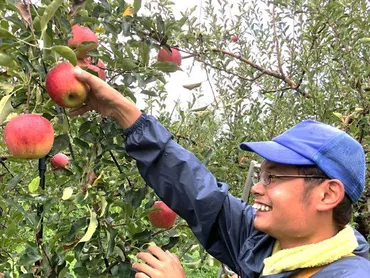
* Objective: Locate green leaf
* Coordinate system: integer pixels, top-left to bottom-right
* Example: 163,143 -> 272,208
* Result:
19,243 -> 42,266
62,187 -> 73,200
99,195 -> 107,217
107,228 -> 117,256
333,112 -> 343,121
183,82 -> 202,90
50,134 -> 70,155
140,41 -> 150,66
141,90 -> 157,97
0,94 -> 14,124
74,137 -> 90,149
0,83 -> 15,94
50,46 -> 77,66
0,27 -> 15,39
178,15 -> 188,27
28,176 -> 40,193
134,0 -> 142,13
0,53 -> 18,69
152,61 -> 181,73
359,37 -> 370,43
120,58 -> 138,70
78,207 -> 98,243
40,0 -> 63,38
156,15 -> 165,35
132,230 -> 151,240
4,173 -> 24,193
161,236 -> 180,250
58,267 -> 69,278
3,198 -> 38,226
190,105 -> 209,112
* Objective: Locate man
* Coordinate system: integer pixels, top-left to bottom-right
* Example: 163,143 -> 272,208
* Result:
71,67 -> 370,277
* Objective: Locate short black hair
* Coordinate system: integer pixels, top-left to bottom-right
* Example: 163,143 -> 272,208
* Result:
297,165 -> 352,231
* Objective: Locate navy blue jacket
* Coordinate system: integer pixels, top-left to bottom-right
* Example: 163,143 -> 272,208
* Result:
125,114 -> 370,277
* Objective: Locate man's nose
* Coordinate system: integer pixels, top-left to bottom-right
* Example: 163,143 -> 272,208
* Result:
251,181 -> 265,196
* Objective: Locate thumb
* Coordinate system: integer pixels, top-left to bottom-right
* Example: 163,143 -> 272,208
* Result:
74,66 -> 104,87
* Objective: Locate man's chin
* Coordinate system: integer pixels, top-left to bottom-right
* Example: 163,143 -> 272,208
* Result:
253,218 -> 271,233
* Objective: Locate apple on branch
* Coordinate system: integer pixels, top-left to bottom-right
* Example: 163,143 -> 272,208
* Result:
230,34 -> 238,42
157,47 -> 182,66
45,61 -> 89,108
68,24 -> 98,59
148,201 -> 177,229
4,114 -> 55,159
77,57 -> 106,81
51,153 -> 70,169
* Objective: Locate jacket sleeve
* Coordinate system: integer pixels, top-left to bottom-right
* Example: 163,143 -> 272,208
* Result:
124,114 -> 256,272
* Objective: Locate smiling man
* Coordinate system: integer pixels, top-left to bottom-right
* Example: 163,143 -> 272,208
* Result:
72,67 -> 370,278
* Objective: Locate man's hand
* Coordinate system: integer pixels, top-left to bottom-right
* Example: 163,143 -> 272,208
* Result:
70,66 -> 141,129
133,246 -> 186,278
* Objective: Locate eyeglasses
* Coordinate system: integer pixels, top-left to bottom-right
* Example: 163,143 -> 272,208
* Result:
258,171 -> 328,186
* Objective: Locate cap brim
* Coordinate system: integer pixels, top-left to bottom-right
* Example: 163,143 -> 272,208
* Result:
240,141 -> 314,165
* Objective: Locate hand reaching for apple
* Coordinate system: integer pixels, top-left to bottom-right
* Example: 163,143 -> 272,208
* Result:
132,245 -> 186,278
69,66 -> 142,129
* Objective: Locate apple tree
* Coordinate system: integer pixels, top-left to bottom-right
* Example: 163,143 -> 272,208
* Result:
0,0 -> 369,277
0,0 -> 206,277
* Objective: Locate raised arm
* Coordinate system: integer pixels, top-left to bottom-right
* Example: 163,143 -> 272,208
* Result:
72,68 -> 258,273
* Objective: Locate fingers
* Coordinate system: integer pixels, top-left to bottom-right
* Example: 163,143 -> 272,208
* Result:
68,104 -> 91,117
74,66 -> 106,87
133,262 -> 157,277
146,245 -> 170,262
134,272 -> 150,278
165,250 -> 181,267
136,250 -> 161,268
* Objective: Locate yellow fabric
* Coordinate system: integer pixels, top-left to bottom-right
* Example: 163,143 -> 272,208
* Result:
292,254 -> 355,278
262,225 -> 358,276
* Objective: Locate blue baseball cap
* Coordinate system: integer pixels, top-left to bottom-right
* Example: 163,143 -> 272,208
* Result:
240,120 -> 366,203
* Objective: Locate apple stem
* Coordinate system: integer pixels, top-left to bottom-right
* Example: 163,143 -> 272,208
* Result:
26,73 -> 31,114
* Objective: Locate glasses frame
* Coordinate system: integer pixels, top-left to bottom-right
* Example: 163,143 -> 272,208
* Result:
258,171 -> 328,186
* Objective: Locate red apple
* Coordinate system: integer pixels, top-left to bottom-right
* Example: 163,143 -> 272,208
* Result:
157,48 -> 182,66
45,61 -> 89,108
68,24 -> 98,59
4,114 -> 55,159
231,35 -> 238,42
51,153 -> 69,169
148,201 -> 177,229
77,57 -> 106,81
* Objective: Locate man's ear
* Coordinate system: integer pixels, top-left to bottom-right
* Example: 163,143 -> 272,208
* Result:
316,179 -> 345,211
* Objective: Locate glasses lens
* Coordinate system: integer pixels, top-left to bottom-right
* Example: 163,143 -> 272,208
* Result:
260,171 -> 269,185
252,170 -> 260,184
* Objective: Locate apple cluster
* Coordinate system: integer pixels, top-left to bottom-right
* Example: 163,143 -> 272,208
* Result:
2,24 -> 105,162
45,24 -> 106,109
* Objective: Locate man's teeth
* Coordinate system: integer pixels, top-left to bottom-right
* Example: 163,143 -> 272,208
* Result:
252,203 -> 272,211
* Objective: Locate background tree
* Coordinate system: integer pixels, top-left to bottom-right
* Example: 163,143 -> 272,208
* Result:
0,0 -> 368,277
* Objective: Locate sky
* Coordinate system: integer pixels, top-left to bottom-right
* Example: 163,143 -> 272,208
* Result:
133,0 -> 218,112
127,0 -> 247,114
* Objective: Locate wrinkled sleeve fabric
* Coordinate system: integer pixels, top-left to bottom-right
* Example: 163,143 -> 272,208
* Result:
124,114 -> 255,272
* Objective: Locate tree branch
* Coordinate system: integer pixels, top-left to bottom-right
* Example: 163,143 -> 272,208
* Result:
211,49 -> 312,98
272,5 -> 285,78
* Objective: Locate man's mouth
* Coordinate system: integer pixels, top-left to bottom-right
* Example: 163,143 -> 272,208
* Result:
252,203 -> 272,211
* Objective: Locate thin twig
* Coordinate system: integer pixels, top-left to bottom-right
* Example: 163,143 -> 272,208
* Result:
203,65 -> 218,107
272,5 -> 285,78
212,49 -> 312,98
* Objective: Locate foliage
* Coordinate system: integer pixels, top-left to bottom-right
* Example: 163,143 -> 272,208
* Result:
0,0 -> 369,277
